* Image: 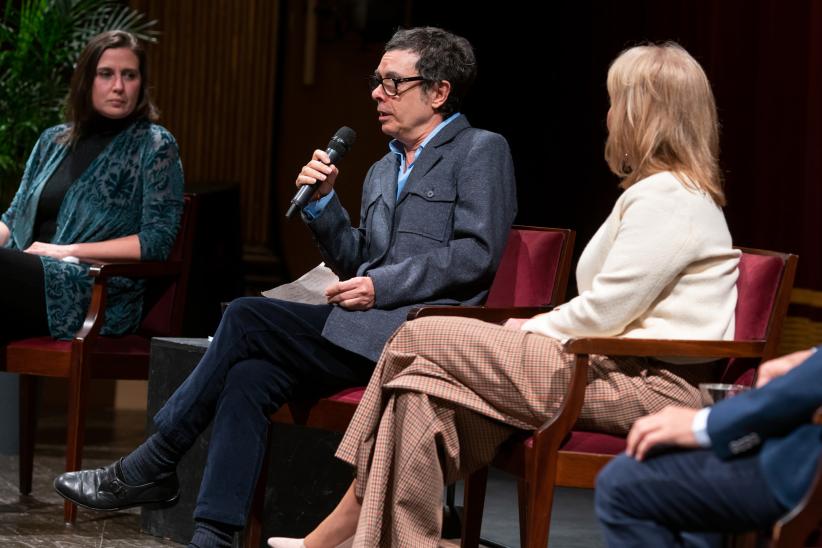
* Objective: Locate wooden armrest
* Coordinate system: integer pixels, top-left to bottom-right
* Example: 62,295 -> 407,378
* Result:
407,305 -> 553,323
814,406 -> 822,425
89,260 -> 181,279
75,260 -> 181,342
562,337 -> 766,358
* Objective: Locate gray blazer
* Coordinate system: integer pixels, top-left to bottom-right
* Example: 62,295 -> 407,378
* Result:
305,115 -> 517,361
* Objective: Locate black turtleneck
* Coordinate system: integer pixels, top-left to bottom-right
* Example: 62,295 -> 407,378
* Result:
32,115 -> 136,243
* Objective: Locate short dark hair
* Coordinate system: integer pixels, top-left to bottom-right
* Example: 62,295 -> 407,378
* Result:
62,30 -> 158,143
385,27 -> 476,117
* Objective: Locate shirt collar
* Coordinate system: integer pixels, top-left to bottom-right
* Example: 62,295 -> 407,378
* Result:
388,112 -> 461,160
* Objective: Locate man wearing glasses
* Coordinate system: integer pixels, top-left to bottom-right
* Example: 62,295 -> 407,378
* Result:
55,26 -> 517,548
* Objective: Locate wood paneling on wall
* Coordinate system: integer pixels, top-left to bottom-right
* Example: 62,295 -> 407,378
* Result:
130,0 -> 280,248
272,4 -> 388,279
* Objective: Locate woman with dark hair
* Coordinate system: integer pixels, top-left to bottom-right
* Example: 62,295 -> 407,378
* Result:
0,30 -> 184,342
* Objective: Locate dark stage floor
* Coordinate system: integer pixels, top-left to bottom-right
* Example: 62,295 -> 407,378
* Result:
0,409 -> 603,547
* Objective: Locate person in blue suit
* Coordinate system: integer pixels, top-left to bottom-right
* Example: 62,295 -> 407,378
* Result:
595,346 -> 822,547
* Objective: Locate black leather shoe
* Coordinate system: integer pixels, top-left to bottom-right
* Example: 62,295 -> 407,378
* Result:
53,459 -> 179,511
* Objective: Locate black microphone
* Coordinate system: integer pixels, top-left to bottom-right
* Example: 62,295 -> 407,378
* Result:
286,126 -> 357,218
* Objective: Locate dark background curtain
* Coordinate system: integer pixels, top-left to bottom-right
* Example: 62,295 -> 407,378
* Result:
426,0 -> 822,290
132,0 -> 822,348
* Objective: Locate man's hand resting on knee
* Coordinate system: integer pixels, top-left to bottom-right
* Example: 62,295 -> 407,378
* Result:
626,406 -> 699,461
326,276 -> 375,310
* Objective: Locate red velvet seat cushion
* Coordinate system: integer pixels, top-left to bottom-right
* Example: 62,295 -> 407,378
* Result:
559,431 -> 627,454
326,387 -> 365,405
7,335 -> 151,356
509,431 -> 628,454
6,337 -> 72,352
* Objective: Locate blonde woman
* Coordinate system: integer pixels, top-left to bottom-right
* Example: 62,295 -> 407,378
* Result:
270,42 -> 740,548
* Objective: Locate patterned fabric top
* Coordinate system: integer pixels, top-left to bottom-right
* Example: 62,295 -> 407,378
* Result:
1,119 -> 185,338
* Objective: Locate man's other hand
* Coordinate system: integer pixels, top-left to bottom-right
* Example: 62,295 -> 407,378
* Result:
326,276 -> 375,310
626,406 -> 699,461
756,348 -> 816,388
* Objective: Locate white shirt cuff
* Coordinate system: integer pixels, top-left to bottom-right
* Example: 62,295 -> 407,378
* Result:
691,407 -> 712,448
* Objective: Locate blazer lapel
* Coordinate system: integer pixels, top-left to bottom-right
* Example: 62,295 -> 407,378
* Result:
397,114 -> 470,203
361,155 -> 399,268
378,154 -> 399,213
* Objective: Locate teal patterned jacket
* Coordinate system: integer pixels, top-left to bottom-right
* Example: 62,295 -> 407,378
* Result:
1,119 -> 185,338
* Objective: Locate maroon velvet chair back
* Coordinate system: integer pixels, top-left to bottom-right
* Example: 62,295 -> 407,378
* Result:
485,226 -> 575,308
559,247 -> 797,458
721,249 -> 794,385
137,195 -> 197,337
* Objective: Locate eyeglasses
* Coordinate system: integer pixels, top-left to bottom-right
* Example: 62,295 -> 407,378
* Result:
368,74 -> 426,96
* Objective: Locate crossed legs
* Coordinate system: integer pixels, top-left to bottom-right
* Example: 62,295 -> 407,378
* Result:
55,296 -> 374,546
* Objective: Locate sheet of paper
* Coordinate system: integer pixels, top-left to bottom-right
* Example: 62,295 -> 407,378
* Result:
261,263 -> 339,305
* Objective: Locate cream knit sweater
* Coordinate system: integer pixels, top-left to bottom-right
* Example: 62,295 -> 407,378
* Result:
522,171 -> 740,343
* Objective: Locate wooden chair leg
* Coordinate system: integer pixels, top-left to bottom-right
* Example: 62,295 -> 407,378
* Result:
726,531 -> 758,548
517,478 -> 529,547
525,455 -> 560,548
773,519 -> 817,547
64,357 -> 91,524
19,374 -> 38,495
770,449 -> 822,547
459,466 -> 488,548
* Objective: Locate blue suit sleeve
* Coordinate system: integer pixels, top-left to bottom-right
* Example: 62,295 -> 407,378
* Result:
708,348 -> 822,459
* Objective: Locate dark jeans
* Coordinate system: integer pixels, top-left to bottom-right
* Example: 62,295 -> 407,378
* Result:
0,246 -> 49,343
595,450 -> 787,548
152,296 -> 375,526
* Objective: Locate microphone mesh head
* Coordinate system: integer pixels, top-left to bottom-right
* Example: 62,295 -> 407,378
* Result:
326,126 -> 356,162
329,126 -> 356,150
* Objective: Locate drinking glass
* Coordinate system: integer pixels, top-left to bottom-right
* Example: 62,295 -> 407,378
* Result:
698,383 -> 751,406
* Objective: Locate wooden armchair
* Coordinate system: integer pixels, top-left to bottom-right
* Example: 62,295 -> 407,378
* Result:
267,225 -> 576,430
243,226 -> 576,547
456,247 -> 798,548
3,193 -> 198,524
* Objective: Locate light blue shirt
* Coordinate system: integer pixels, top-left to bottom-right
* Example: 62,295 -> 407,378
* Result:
303,113 -> 461,219
388,112 -> 460,198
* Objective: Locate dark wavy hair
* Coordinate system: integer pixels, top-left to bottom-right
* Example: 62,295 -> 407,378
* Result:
61,30 -> 158,144
385,27 -> 476,116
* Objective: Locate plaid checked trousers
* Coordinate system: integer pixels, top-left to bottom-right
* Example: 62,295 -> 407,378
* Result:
336,316 -> 716,547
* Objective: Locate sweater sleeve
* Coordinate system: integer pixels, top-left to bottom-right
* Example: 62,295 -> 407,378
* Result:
137,127 -> 185,261
1,129 -> 52,241
522,184 -> 698,340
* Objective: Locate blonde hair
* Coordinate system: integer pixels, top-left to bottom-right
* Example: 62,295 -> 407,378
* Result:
604,42 -> 725,206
